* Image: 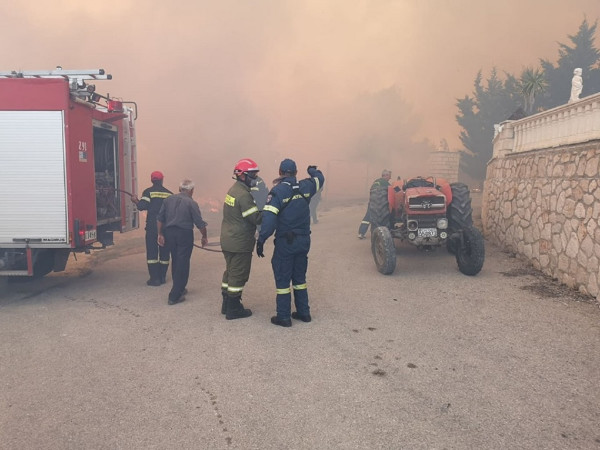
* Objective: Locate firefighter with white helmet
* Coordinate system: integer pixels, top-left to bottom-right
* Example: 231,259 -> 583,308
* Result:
219,158 -> 263,320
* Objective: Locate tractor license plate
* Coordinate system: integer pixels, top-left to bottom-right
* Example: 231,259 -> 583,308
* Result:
418,228 -> 437,237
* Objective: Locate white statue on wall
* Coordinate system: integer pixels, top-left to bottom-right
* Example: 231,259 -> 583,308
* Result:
439,138 -> 449,152
569,68 -> 583,103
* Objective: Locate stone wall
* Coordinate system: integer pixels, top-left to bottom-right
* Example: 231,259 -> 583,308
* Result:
428,150 -> 460,183
483,141 -> 600,299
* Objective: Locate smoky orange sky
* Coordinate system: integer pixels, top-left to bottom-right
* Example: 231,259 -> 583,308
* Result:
2,0 -> 599,199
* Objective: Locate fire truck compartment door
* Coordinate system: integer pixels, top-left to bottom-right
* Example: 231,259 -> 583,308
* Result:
0,111 -> 68,247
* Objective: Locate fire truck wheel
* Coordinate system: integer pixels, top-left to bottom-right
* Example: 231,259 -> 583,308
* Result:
448,182 -> 473,232
456,226 -> 485,276
371,226 -> 397,275
33,250 -> 55,278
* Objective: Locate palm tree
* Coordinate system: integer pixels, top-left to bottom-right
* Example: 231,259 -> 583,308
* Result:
518,67 -> 548,115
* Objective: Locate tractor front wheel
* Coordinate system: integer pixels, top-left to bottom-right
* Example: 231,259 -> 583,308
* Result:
456,226 -> 485,276
371,226 -> 397,275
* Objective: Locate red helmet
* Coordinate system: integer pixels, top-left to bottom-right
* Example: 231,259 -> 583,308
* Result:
233,158 -> 259,176
150,171 -> 164,181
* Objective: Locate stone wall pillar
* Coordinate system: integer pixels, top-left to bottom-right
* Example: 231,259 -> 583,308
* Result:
492,121 -> 515,158
428,150 -> 460,182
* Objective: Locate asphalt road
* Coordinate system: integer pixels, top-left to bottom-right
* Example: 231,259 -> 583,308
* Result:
1,203 -> 599,450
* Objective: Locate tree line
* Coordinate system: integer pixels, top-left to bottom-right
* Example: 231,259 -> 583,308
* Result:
457,17 -> 600,180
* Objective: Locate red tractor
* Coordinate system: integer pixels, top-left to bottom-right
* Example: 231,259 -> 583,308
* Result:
368,177 -> 485,276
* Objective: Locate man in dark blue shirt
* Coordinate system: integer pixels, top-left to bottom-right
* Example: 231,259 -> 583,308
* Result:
157,179 -> 208,305
256,159 -> 325,327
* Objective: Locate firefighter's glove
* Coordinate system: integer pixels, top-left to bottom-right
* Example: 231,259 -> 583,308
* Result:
307,165 -> 318,173
256,240 -> 265,258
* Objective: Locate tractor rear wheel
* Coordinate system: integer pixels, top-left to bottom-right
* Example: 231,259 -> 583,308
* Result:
456,226 -> 485,276
368,187 -> 391,231
371,226 -> 396,275
448,182 -> 473,232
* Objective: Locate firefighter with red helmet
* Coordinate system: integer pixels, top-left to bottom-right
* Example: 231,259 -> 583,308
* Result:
131,171 -> 173,286
219,158 -> 263,320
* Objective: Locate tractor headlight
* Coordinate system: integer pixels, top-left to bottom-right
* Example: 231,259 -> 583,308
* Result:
408,232 -> 416,240
440,231 -> 448,239
437,218 -> 448,229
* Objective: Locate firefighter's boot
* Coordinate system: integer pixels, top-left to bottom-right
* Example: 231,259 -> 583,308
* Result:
159,263 -> 169,285
146,264 -> 161,286
358,221 -> 370,238
226,295 -> 252,320
221,290 -> 228,315
271,316 -> 292,327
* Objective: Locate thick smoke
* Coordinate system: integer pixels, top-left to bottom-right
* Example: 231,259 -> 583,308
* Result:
1,0 -> 597,202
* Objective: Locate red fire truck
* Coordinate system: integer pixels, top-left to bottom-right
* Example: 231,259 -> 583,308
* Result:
0,68 -> 139,277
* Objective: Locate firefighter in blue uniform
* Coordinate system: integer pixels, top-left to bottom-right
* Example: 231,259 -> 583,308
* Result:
250,175 -> 268,211
250,174 -> 268,233
131,171 -> 173,286
256,159 -> 325,327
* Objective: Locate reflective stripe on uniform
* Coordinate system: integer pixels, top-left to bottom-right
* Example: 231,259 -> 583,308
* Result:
276,287 -> 291,294
263,205 -> 279,214
147,259 -> 159,264
225,194 -> 235,207
150,192 -> 171,199
361,221 -> 370,225
314,177 -> 320,192
159,260 -> 169,265
222,282 -> 228,289
227,286 -> 244,293
293,283 -> 307,290
242,206 -> 259,217
141,196 -> 151,202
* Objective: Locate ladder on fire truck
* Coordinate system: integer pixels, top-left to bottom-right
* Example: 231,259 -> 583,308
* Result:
0,68 -> 111,80
0,67 -> 136,117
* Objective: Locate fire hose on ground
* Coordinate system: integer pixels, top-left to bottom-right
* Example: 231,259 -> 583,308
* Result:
194,242 -> 222,252
98,187 -> 224,252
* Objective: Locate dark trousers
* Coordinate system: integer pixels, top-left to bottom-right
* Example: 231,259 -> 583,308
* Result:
358,209 -> 370,235
221,251 -> 253,297
271,234 -> 311,319
146,222 -> 170,278
164,227 -> 194,302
